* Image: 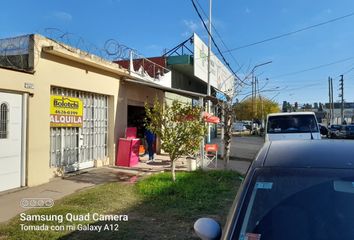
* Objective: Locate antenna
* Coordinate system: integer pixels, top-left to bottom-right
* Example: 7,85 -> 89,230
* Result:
309,124 -> 314,140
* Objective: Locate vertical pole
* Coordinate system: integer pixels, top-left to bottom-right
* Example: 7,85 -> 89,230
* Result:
207,0 -> 212,143
255,77 -> 258,119
340,75 -> 344,124
129,50 -> 133,74
251,73 -> 254,120
328,77 -> 331,125
220,102 -> 225,157
199,96 -> 204,169
258,79 -> 264,128
330,77 -> 334,124
21,93 -> 28,187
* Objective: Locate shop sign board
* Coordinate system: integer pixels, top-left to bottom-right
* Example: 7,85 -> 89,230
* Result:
193,33 -> 234,94
50,95 -> 83,127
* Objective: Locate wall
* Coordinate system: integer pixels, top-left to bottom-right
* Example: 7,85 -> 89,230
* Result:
0,68 -> 34,94
0,34 -> 130,187
115,81 -> 164,140
22,35 -> 126,186
170,66 -> 207,94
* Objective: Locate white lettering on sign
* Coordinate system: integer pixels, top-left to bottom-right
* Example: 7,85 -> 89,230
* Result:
50,115 -> 83,124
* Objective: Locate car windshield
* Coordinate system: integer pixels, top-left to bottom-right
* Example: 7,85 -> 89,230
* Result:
267,115 -> 318,133
235,168 -> 354,240
330,125 -> 342,130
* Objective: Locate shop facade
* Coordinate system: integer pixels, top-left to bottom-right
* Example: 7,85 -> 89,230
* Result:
0,34 -> 133,191
0,34 -> 210,192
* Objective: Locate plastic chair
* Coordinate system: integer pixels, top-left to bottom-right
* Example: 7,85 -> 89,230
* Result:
204,144 -> 218,168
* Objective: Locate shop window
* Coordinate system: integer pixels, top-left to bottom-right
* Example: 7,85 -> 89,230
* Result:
0,103 -> 9,139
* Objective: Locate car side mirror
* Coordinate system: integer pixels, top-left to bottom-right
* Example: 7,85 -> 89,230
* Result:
194,218 -> 222,240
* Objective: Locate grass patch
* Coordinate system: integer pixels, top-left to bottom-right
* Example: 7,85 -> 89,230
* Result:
0,170 -> 242,240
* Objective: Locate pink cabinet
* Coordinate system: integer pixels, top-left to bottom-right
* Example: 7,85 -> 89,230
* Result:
116,138 -> 140,167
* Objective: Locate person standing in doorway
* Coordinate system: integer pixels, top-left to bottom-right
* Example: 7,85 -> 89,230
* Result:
145,129 -> 155,162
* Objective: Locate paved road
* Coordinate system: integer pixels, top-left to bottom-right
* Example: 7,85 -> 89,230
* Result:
231,136 -> 265,160
210,136 -> 265,174
212,135 -> 265,161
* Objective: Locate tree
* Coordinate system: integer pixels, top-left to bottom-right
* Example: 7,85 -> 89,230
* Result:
302,103 -> 313,110
145,98 -> 206,181
234,96 -> 280,121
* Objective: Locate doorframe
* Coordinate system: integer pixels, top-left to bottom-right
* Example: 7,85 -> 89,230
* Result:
21,93 -> 28,187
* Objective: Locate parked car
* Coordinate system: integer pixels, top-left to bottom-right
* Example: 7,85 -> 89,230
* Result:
337,125 -> 354,139
232,122 -> 247,132
194,140 -> 354,240
318,124 -> 328,137
328,124 -> 342,138
242,121 -> 252,132
265,112 -> 321,141
345,125 -> 354,139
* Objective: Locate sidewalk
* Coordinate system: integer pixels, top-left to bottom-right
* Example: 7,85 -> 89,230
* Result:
0,154 -> 251,223
0,167 -> 141,223
129,154 -> 251,174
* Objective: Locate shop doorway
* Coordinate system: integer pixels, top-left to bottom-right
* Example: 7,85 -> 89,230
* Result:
127,105 -> 146,139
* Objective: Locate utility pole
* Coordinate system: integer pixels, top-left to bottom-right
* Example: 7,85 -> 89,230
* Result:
206,0 -> 212,143
251,74 -> 254,120
257,78 -> 264,128
255,77 -> 258,119
339,75 -> 344,124
330,77 -> 334,124
328,77 -> 332,125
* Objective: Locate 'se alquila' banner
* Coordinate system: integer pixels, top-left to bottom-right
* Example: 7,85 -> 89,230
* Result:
50,95 -> 83,127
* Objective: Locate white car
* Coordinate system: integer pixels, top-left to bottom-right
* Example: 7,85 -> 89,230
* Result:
233,122 -> 247,132
265,112 -> 321,141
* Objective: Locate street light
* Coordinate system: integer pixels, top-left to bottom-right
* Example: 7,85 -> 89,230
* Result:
250,61 -> 272,130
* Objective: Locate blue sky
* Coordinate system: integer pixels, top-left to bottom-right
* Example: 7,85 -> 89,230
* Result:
2,0 -> 354,105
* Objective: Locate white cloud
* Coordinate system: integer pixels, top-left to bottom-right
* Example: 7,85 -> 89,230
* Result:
183,19 -> 199,32
52,11 -> 73,22
245,7 -> 251,14
181,19 -> 200,37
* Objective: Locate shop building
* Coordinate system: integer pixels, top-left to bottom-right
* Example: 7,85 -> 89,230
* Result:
116,33 -> 234,138
0,34 -> 207,192
0,34 -> 128,191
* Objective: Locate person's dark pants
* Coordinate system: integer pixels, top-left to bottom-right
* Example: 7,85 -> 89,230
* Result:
147,141 -> 154,160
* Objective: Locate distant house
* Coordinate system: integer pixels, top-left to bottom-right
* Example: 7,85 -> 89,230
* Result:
323,102 -> 354,125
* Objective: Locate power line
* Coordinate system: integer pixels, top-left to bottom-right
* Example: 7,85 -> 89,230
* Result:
224,11 -> 354,53
194,0 -> 243,72
190,0 -> 249,86
341,64 -> 354,75
270,56 -> 354,79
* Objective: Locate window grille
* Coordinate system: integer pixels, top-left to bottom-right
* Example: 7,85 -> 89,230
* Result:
50,87 -> 108,169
